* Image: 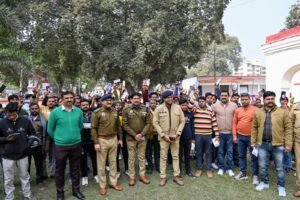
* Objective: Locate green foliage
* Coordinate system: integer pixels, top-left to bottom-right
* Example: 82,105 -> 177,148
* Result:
186,34 -> 242,77
285,0 -> 300,29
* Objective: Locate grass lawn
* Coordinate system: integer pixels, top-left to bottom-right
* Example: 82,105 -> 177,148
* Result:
1,158 -> 298,200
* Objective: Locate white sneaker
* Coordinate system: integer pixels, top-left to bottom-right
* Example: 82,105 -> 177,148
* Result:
82,177 -> 88,186
105,166 -> 110,171
252,175 -> 259,185
125,170 -> 130,177
94,175 -> 99,183
278,186 -> 286,197
217,169 -> 224,176
117,172 -> 121,179
226,170 -> 234,177
255,182 -> 269,191
212,163 -> 219,169
235,172 -> 248,180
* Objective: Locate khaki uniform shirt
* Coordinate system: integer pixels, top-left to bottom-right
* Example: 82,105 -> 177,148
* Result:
91,107 -> 122,144
122,104 -> 150,141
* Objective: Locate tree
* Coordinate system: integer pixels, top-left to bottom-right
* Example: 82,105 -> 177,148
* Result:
186,34 -> 242,77
24,0 -> 230,92
285,0 -> 300,29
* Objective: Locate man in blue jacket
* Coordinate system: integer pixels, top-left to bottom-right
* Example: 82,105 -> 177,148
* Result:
179,99 -> 195,177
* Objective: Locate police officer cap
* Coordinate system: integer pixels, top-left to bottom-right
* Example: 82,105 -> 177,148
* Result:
162,90 -> 173,99
101,94 -> 113,101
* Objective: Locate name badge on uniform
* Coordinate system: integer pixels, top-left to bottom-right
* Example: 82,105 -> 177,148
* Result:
83,123 -> 91,129
101,113 -> 106,117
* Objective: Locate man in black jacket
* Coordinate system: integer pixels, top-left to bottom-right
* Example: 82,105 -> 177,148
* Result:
0,102 -> 37,200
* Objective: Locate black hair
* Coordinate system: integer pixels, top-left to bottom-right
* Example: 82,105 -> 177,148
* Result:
5,102 -> 19,112
220,90 -> 229,96
263,91 -> 276,99
205,92 -> 213,98
197,96 -> 206,101
130,92 -> 142,98
8,94 -> 19,101
232,93 -> 240,97
240,93 -> 250,98
149,92 -> 158,98
80,99 -> 90,105
61,91 -> 74,98
29,103 -> 39,108
179,98 -> 188,105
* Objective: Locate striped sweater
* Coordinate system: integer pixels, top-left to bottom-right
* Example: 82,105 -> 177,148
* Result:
194,108 -> 219,135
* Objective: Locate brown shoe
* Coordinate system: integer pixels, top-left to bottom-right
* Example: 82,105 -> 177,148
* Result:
139,176 -> 150,184
173,176 -> 184,186
109,184 -> 123,191
99,187 -> 107,196
293,189 -> 300,197
128,178 -> 136,186
195,170 -> 202,177
159,178 -> 167,187
207,170 -> 214,178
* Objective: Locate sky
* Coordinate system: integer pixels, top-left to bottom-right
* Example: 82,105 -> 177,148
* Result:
223,0 -> 296,65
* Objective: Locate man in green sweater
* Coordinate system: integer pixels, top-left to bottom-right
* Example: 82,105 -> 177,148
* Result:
47,91 -> 85,200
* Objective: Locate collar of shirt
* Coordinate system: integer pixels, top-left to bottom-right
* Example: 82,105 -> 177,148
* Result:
61,105 -> 74,112
264,105 -> 277,113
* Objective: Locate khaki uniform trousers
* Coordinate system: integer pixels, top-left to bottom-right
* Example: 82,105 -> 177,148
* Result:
127,139 -> 147,179
96,136 -> 118,188
159,138 -> 180,178
295,141 -> 300,188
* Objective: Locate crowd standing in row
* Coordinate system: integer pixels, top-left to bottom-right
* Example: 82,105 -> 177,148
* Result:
0,84 -> 299,200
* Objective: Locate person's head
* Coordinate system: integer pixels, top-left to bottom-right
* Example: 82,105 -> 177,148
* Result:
205,92 -> 213,105
149,100 -> 157,111
179,99 -> 188,112
180,93 -> 188,100
29,103 -> 40,116
220,90 -> 229,104
212,94 -> 217,104
197,96 -> 206,109
8,94 -> 19,103
80,99 -> 90,112
255,98 -> 262,107
162,90 -> 173,105
131,93 -> 142,106
240,93 -> 250,107
101,94 -> 113,109
280,96 -> 289,107
263,91 -> 276,109
74,98 -> 81,107
47,97 -> 56,109
113,100 -> 123,111
61,91 -> 74,107
231,93 -> 240,104
149,92 -> 159,101
5,102 -> 19,121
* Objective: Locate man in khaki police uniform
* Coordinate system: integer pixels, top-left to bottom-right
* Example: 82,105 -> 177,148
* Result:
291,102 -> 300,197
91,94 -> 123,196
153,90 -> 185,186
122,92 -> 151,186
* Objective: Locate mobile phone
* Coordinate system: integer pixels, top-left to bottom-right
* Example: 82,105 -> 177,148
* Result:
169,136 -> 176,141
10,133 -> 21,136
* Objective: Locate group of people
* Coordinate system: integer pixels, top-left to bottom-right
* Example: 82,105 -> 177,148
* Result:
0,86 -> 299,200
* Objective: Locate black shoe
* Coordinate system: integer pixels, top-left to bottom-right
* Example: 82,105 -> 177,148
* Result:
57,193 -> 64,200
186,172 -> 195,177
72,191 -> 85,200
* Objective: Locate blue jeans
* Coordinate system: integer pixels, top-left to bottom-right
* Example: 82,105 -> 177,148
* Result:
195,135 -> 212,170
237,135 -> 258,176
258,142 -> 285,187
218,133 -> 233,170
